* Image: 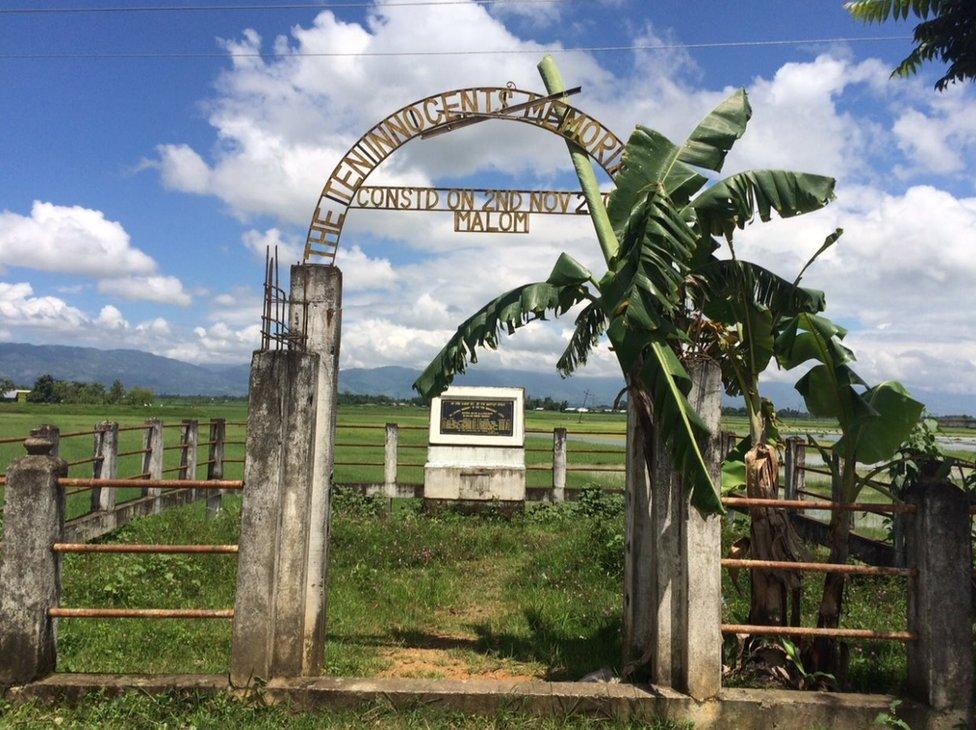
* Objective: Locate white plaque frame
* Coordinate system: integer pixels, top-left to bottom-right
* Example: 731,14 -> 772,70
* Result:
428,386 -> 525,447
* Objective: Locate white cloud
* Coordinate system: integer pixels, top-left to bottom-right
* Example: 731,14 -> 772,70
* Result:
0,281 -> 88,331
0,201 -> 155,277
892,87 -> 976,177
98,275 -> 192,306
95,305 -> 128,330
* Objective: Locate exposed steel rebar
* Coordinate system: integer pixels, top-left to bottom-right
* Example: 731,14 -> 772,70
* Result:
721,497 -> 916,513
58,478 -> 242,490
721,558 -> 914,577
721,624 -> 914,642
116,448 -> 150,458
50,607 -> 234,619
53,543 -> 238,554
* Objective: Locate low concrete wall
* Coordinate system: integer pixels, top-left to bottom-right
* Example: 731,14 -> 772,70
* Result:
7,673 -> 944,728
62,489 -> 204,543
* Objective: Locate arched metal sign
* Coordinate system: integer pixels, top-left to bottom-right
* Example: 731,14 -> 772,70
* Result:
303,85 -> 623,263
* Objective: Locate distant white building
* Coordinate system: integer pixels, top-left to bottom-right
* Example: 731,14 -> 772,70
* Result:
2,389 -> 31,403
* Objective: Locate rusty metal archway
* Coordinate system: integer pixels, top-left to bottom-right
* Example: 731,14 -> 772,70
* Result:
303,85 -> 623,263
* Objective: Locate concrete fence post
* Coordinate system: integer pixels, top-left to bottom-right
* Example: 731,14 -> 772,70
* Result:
230,349 -> 322,684
0,431 -> 66,686
783,437 -> 800,501
384,423 -> 398,505
794,439 -> 806,496
179,419 -> 199,482
205,419 -> 225,519
140,419 -> 163,511
905,479 -> 973,726
552,427 -> 567,503
90,421 -> 118,515
287,262 -> 341,674
623,360 -> 723,700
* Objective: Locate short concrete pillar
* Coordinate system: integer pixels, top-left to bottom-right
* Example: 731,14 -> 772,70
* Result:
0,432 -> 66,686
205,419 -> 225,518
552,427 -> 567,502
230,349 -> 321,684
288,262 -> 341,672
793,439 -> 806,496
905,479 -> 973,725
384,423 -> 398,504
178,419 -> 199,494
140,419 -> 163,510
781,437 -> 797,500
623,360 -> 723,700
89,421 -> 118,514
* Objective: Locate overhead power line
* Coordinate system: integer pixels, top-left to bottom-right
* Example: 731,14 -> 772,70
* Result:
0,36 -> 914,61
1,0 -> 568,14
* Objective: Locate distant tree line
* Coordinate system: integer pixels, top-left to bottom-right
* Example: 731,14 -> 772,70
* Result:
525,395 -> 569,411
15,374 -> 155,406
337,392 -> 425,406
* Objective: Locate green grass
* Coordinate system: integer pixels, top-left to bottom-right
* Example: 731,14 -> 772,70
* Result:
0,693 -> 687,729
49,488 -> 626,683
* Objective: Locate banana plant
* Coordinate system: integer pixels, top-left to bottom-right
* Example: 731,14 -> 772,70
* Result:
414,64 -> 837,517
689,230 -> 841,627
776,312 -> 923,671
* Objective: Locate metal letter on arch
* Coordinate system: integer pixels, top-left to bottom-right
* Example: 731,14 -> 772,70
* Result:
302,86 -> 623,264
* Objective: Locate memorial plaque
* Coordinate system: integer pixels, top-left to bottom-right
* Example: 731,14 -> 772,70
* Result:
439,398 -> 515,437
425,386 -> 526,503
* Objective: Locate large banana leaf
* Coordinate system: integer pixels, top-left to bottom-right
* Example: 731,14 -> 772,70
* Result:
679,88 -> 752,172
835,381 -> 925,464
776,312 -> 922,466
695,259 -> 826,322
692,170 -> 836,239
556,301 -> 608,377
606,89 -> 752,236
600,190 -> 698,334
413,254 -> 593,398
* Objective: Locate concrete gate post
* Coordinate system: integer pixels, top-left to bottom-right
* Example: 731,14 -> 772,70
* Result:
905,479 -> 974,726
230,349 -> 321,684
0,430 -> 66,686
288,263 -> 342,673
623,360 -> 723,700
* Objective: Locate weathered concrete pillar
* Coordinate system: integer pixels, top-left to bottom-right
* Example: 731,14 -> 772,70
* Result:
552,427 -> 567,502
288,263 -> 341,674
623,360 -> 723,700
140,419 -> 163,510
678,361 -> 723,700
0,431 -> 66,686
89,421 -> 118,514
179,420 -> 199,497
230,349 -> 320,684
783,436 -> 800,501
205,419 -> 225,518
793,439 -> 806,496
384,423 -> 398,504
905,479 -> 973,726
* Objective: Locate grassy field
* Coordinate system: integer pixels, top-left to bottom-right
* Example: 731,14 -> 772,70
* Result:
2,489 -> 909,691
0,401 -> 924,726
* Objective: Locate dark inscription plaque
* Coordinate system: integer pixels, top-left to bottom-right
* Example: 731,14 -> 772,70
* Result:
440,398 -> 515,437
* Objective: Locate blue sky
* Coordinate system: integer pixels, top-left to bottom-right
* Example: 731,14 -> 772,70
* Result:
1,0 -> 975,411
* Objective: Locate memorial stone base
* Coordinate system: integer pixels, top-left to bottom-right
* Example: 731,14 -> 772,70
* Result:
423,386 -> 526,509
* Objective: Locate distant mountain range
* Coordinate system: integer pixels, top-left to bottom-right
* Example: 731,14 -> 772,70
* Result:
0,342 -> 970,414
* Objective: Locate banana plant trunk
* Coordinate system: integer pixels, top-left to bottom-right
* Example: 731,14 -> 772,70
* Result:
812,476 -> 852,677
745,443 -> 806,627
